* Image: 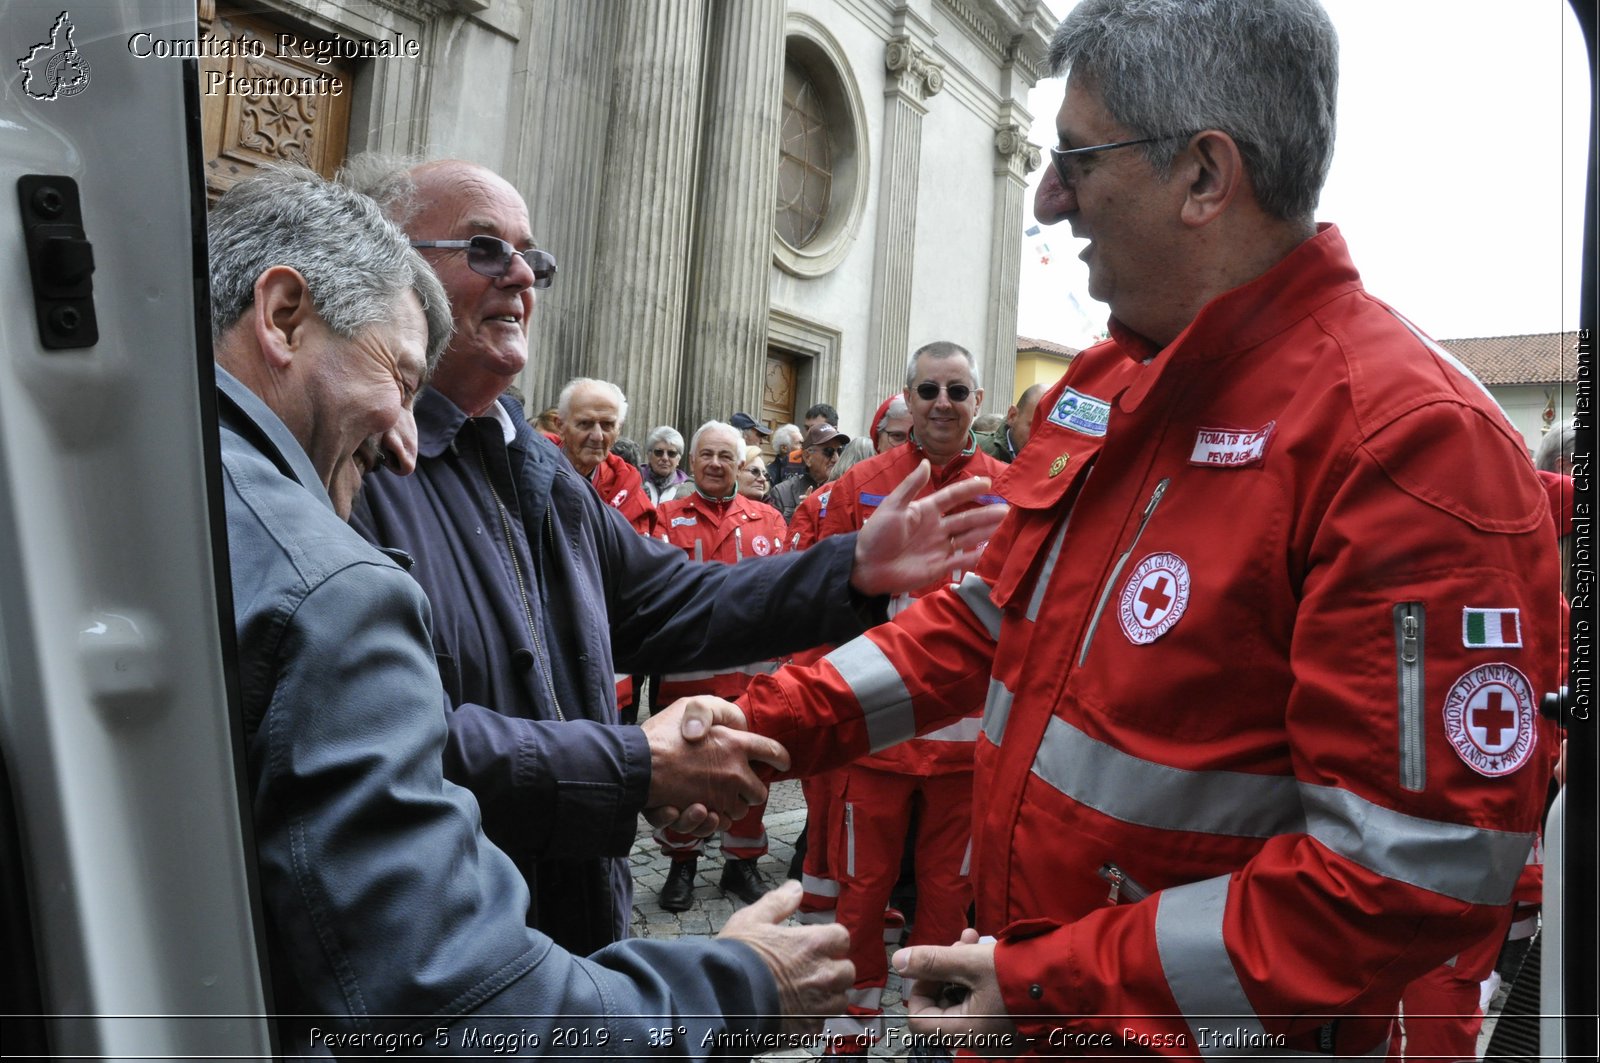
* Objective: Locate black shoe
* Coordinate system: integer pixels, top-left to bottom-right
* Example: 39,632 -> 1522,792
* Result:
718,857 -> 773,905
658,858 -> 697,912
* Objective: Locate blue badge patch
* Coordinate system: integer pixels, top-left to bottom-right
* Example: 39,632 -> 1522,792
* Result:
670,516 -> 698,527
1047,387 -> 1111,437
859,492 -> 887,507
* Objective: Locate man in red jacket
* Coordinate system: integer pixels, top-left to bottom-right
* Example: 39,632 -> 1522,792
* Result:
812,341 -> 1007,1052
557,376 -> 657,535
736,1 -> 1559,1057
653,420 -> 795,911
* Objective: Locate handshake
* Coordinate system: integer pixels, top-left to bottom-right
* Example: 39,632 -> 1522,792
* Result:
641,696 -> 853,1037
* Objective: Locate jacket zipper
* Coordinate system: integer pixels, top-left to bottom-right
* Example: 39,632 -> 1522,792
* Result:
844,802 -> 856,877
1078,478 -> 1170,666
1098,862 -> 1151,905
477,446 -> 565,721
1394,601 -> 1426,792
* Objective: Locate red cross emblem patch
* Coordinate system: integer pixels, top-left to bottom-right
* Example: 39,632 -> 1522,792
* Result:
751,534 -> 772,556
1117,552 -> 1191,646
1442,663 -> 1537,777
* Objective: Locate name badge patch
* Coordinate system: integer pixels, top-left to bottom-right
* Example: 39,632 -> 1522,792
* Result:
670,516 -> 698,527
1189,422 -> 1274,467
1047,387 -> 1111,437
1118,552 -> 1191,645
1442,663 -> 1537,777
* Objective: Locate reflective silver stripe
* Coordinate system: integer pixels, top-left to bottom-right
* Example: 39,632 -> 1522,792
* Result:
921,715 -> 981,742
826,636 -> 916,751
959,837 -> 972,877
1154,876 -> 1269,1055
1031,717 -> 1306,837
660,660 -> 781,683
1302,784 -> 1534,905
982,678 -> 1013,745
952,572 -> 1003,641
801,873 -> 839,898
1025,517 -> 1071,622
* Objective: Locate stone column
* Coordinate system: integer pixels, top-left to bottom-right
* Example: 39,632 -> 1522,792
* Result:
508,0 -> 620,414
677,0 -> 786,432
583,0 -> 708,435
986,121 -> 1040,409
865,36 -> 943,404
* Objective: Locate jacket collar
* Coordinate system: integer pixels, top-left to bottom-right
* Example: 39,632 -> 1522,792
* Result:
214,364 -> 334,513
1114,223 -> 1363,413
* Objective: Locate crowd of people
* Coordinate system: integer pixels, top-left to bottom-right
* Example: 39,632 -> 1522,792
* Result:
201,0 -> 1570,1058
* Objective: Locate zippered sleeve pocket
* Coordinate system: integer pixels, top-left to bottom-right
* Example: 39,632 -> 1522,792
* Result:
1393,601 -> 1426,792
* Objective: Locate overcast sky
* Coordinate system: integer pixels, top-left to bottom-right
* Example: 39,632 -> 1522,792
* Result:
1016,0 -> 1592,348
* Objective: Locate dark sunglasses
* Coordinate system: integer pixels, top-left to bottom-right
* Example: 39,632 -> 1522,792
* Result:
812,445 -> 843,459
411,235 -> 557,288
914,381 -> 973,403
651,448 -> 679,458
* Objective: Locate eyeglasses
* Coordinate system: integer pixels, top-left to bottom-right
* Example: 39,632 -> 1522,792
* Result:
650,448 -> 679,458
411,235 -> 558,288
1049,134 -> 1189,188
879,429 -> 909,445
808,445 -> 844,459
914,382 -> 974,403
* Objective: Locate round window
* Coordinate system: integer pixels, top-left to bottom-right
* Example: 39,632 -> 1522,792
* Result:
776,64 -> 833,249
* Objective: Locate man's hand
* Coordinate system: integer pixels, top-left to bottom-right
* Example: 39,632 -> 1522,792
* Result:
642,696 -> 790,835
850,461 -> 1007,597
718,880 -> 853,1036
894,929 -> 1021,1049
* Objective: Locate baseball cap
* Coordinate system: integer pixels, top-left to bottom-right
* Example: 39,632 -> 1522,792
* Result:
803,423 -> 850,449
730,412 -> 771,436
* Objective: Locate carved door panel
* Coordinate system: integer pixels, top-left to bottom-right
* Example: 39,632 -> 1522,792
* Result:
198,1 -> 354,202
762,351 -> 798,460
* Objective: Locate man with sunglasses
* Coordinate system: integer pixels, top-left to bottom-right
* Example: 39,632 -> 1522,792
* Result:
734,1 -> 1557,1057
772,423 -> 849,523
344,156 -> 1005,959
803,341 -> 1007,1054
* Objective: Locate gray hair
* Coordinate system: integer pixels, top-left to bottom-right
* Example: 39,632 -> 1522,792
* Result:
1535,422 -> 1576,475
772,423 -> 803,451
207,164 -> 452,372
557,377 -> 629,427
828,437 -> 877,482
876,395 -> 910,435
644,425 -> 684,454
689,420 -> 745,462
335,152 -> 425,226
1049,0 -> 1338,223
904,341 -> 981,389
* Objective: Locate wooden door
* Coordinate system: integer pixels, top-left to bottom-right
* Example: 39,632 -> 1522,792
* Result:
762,351 -> 798,460
198,1 -> 355,202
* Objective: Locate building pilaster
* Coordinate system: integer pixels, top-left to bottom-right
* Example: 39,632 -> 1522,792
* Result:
678,0 -> 787,432
986,120 -> 1040,408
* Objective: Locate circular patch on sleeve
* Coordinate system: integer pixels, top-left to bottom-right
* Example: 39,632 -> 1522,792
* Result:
751,534 -> 772,556
1442,663 -> 1538,776
1117,552 -> 1191,645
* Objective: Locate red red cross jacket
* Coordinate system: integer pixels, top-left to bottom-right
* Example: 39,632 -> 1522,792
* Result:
590,451 -> 656,536
740,226 -> 1559,1057
815,441 -> 1007,776
654,490 -> 789,701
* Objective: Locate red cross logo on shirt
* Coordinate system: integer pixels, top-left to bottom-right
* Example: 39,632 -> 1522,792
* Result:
1137,576 -> 1173,621
1468,688 -> 1518,752
1118,552 -> 1190,645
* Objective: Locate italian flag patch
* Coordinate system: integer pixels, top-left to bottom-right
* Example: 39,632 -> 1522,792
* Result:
1463,608 -> 1521,648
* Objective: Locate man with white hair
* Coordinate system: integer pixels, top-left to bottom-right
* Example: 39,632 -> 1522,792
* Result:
558,376 -> 655,534
346,156 -> 1006,958
651,421 -> 795,910
209,163 -> 852,1051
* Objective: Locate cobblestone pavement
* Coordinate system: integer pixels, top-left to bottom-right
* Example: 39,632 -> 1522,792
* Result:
628,777 -> 914,1059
